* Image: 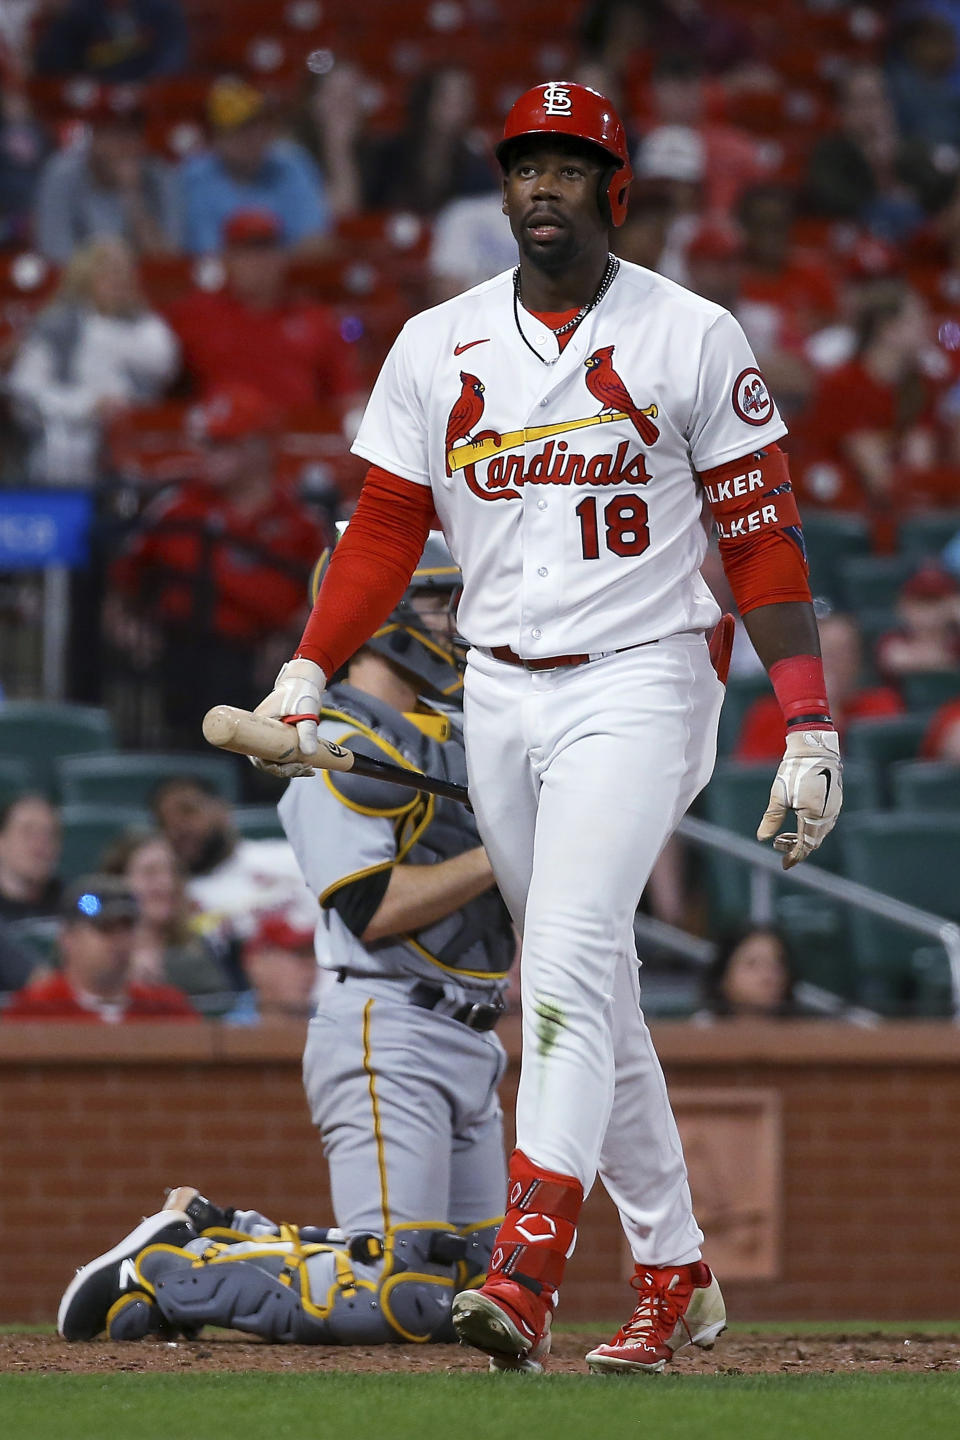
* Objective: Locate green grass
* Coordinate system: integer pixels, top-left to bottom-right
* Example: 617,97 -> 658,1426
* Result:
2,1373 -> 960,1440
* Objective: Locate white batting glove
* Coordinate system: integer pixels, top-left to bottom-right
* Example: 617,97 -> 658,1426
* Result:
253,657 -> 326,757
757,730 -> 843,870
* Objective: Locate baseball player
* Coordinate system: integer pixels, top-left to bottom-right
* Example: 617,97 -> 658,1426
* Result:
57,538 -> 516,1347
249,82 -> 843,1375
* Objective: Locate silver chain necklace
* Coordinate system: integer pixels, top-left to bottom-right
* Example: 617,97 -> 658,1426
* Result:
513,254 -> 619,360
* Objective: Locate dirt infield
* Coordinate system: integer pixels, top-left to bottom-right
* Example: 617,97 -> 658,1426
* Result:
3,1330 -> 959,1376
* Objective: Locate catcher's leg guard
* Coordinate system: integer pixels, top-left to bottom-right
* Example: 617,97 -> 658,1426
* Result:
138,1241 -> 337,1343
457,1220 -> 501,1290
374,1223 -> 466,1344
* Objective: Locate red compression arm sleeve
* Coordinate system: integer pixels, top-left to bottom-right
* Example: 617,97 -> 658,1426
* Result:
295,466 -> 436,678
700,444 -> 812,616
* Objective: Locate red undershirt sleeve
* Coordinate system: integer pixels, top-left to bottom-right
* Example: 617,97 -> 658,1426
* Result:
699,443 -> 812,616
294,466 -> 437,678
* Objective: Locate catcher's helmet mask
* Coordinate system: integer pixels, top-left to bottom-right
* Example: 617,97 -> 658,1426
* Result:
309,535 -> 465,699
496,81 -> 632,228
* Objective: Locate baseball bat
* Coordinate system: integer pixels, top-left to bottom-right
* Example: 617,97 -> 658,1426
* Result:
202,705 -> 472,808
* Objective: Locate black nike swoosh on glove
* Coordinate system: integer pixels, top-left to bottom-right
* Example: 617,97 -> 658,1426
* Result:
817,766 -> 832,816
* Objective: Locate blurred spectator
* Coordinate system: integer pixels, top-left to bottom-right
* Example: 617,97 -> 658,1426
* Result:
0,81 -> 48,249
0,917 -> 37,995
795,282 -> 958,525
695,926 -> 799,1021
224,910 -> 318,1025
737,612 -> 903,760
612,181 -> 675,274
2,874 -> 198,1021
428,192 -> 517,302
804,65 -> 949,243
887,9 -> 960,149
33,87 -> 183,263
109,382 -> 327,742
922,696 -> 960,759
877,564 -> 960,678
297,58 -> 377,221
101,828 -> 241,1006
805,235 -> 904,373
180,79 -> 330,256
149,777 -> 315,943
8,236 -> 178,484
738,186 -> 839,340
34,0 -> 188,82
633,125 -> 706,284
168,209 -> 361,417
0,794 -> 62,923
579,0 -> 756,84
365,67 -> 496,216
637,53 -> 770,220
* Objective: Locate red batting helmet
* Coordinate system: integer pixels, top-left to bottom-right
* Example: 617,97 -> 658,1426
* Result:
496,81 -> 633,227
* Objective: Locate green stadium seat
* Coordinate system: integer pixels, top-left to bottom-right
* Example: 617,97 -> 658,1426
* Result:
232,805 -> 286,841
909,945 -> 956,1017
774,893 -> 855,1001
899,511 -> 960,561
843,713 -> 930,799
700,759 -> 880,926
802,512 -> 872,605
890,760 -> 960,811
58,803 -> 151,879
839,554 -> 914,613
841,812 -> 960,1015
0,703 -> 115,794
0,758 -> 28,810
899,671 -> 960,712
715,671 -> 771,757
57,752 -> 240,808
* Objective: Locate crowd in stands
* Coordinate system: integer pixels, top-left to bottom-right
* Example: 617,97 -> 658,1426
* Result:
0,0 -> 959,1017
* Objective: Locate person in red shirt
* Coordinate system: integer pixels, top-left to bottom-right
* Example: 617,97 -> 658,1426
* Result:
737,611 -> 903,761
3,875 -> 197,1022
109,382 -> 329,747
922,697 -> 960,761
794,282 -> 957,540
168,208 -> 363,421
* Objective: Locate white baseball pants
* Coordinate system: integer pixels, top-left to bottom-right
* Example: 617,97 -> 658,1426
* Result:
463,631 -> 724,1267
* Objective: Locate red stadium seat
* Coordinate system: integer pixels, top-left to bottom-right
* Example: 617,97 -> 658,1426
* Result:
107,403 -> 199,487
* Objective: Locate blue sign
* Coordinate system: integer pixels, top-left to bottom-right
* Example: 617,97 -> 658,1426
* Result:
0,490 -> 93,569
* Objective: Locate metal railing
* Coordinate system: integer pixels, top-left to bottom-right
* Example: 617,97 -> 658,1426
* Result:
659,815 -> 960,1019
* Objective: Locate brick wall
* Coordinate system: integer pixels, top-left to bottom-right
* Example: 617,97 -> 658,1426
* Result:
2,1020 -> 959,1324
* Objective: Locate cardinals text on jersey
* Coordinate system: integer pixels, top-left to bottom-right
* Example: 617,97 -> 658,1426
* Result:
351,261 -> 787,658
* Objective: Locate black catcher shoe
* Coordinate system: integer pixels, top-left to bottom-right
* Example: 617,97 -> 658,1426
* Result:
58,1209 -> 195,1341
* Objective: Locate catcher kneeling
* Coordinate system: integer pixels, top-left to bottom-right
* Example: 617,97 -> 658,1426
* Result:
59,1186 -> 495,1345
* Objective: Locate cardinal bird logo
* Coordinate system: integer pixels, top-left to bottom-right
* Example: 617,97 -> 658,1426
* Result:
445,371 -> 495,475
584,346 -> 660,446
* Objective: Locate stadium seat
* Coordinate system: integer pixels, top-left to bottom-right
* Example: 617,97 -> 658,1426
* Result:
899,671 -> 960,712
774,893 -> 855,1001
0,758 -> 28,810
715,671 -> 771,757
0,705 -> 115,794
4,916 -> 60,973
700,759 -> 879,927
232,805 -> 287,840
841,812 -> 960,1015
843,713 -> 931,799
890,760 -> 960,811
909,945 -> 956,1017
801,512 -> 872,606
838,554 -> 914,613
899,511 -> 960,561
56,753 -> 240,808
58,804 -> 152,880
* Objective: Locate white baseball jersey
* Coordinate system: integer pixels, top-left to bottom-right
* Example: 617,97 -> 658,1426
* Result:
351,260 -> 787,659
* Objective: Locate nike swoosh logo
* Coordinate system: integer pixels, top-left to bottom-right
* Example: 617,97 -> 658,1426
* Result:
818,766 -> 831,815
454,339 -> 490,355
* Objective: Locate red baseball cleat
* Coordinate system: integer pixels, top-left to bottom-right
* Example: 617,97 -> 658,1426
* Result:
585,1261 -> 726,1374
452,1275 -> 553,1373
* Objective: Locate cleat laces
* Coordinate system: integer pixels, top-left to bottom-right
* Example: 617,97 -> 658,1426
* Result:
613,1270 -> 690,1350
